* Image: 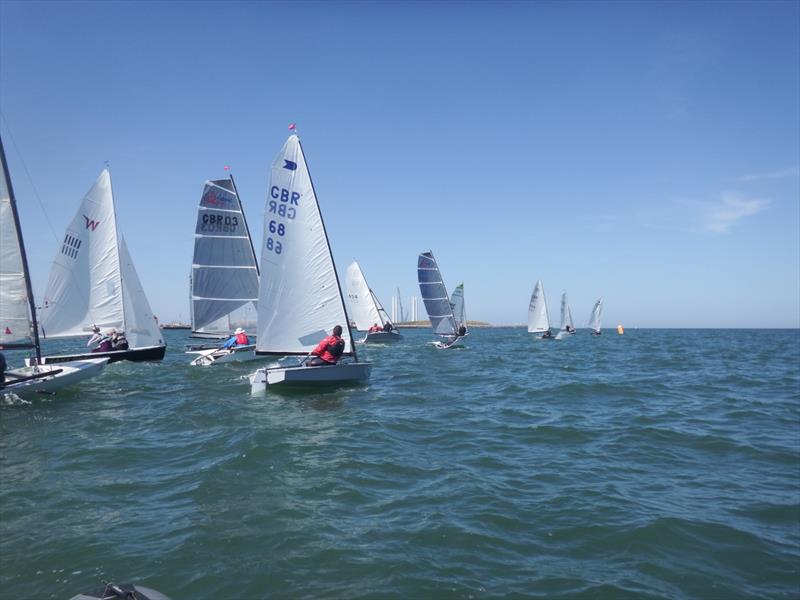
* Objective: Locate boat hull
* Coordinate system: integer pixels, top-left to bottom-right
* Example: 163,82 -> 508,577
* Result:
2,358 -> 109,395
29,344 -> 167,366
187,344 -> 258,366
433,332 -> 468,349
250,361 -> 371,392
363,331 -> 402,343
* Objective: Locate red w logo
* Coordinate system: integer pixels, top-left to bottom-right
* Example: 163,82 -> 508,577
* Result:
84,215 -> 100,231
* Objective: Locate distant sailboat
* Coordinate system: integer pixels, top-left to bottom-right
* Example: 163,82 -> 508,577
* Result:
527,279 -> 552,338
186,176 -> 261,366
557,292 -> 576,337
249,133 -> 371,389
346,261 -> 401,343
35,170 -> 166,364
589,299 -> 603,335
417,251 -> 468,349
0,136 -> 108,394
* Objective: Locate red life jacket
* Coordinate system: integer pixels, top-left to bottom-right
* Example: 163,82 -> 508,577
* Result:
311,334 -> 344,363
235,332 -> 249,345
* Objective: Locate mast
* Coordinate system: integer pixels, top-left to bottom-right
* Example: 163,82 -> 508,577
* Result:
0,137 -> 42,362
229,173 -> 260,277
297,136 -> 358,361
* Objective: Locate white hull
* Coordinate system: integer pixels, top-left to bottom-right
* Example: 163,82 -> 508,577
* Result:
433,332 -> 468,349
2,358 -> 108,395
250,361 -> 371,392
363,331 -> 402,343
187,344 -> 258,366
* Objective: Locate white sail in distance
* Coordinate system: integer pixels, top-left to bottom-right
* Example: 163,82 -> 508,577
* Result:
38,169 -> 162,348
417,251 -> 457,336
347,261 -> 392,331
450,283 -> 466,331
527,279 -> 550,333
589,299 -> 603,333
255,134 -> 354,356
191,177 -> 259,336
560,292 -> 575,331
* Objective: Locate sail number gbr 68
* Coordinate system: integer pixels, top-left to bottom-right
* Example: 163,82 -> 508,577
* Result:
265,185 -> 299,255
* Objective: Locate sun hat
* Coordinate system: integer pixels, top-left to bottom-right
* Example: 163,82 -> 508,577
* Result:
234,327 -> 245,334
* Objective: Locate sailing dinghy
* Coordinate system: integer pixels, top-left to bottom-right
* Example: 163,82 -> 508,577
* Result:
527,279 -> 553,339
417,251 -> 468,349
186,176 -> 260,366
249,132 -> 370,390
0,136 -> 108,395
589,299 -> 603,335
555,292 -> 576,339
33,170 -> 166,365
346,261 -> 401,343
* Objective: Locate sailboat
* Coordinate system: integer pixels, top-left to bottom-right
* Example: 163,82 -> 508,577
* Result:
0,136 -> 108,395
527,279 -> 552,338
589,299 -> 603,335
34,170 -> 166,365
556,292 -> 576,338
346,261 -> 401,343
185,176 -> 261,366
417,251 -> 468,349
249,132 -> 371,390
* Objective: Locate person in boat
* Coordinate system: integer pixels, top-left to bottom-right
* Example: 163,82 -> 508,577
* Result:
221,327 -> 249,349
565,325 -> 575,334
457,325 -> 467,337
91,330 -> 114,353
307,325 -> 345,366
87,324 -> 103,347
111,331 -> 129,350
368,323 -> 381,333
383,321 -> 394,332
541,329 -> 553,339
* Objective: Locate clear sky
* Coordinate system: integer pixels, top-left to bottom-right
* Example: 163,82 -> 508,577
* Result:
1,0 -> 798,328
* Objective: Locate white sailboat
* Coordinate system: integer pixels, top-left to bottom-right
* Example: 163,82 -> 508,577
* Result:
417,251 -> 468,349
34,170 -> 166,365
527,279 -> 553,338
0,136 -> 108,395
589,299 -> 603,335
249,133 -> 371,390
346,261 -> 401,343
555,292 -> 576,339
186,176 -> 261,366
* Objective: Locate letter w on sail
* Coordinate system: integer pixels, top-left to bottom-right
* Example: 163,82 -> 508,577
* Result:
84,215 -> 100,231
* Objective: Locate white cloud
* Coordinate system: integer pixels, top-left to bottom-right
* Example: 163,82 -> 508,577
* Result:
738,166 -> 799,182
703,194 -> 769,234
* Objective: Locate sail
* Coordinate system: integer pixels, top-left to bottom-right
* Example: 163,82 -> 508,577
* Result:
255,134 -> 353,355
450,283 -> 466,330
346,261 -> 385,330
191,177 -> 259,336
560,292 -> 574,331
589,299 -> 603,332
417,251 -> 457,336
0,139 -> 35,349
39,170 -> 125,338
119,236 -> 163,348
527,279 -> 550,333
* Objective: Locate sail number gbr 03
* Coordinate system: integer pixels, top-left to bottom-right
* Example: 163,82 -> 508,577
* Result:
265,185 -> 299,255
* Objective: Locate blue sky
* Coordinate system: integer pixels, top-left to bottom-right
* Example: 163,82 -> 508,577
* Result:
1,0 -> 798,327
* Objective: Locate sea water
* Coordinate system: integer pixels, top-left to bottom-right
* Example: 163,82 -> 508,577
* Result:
1,328 -> 798,599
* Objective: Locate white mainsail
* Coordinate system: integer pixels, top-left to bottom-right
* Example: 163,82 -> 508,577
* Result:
450,283 -> 466,331
589,299 -> 603,333
254,134 -> 354,356
417,251 -> 457,336
191,177 -> 259,337
38,169 -> 162,349
346,261 -> 390,331
527,279 -> 550,333
560,292 -> 575,331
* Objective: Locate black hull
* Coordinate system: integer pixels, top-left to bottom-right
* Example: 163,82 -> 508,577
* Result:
38,345 -> 167,365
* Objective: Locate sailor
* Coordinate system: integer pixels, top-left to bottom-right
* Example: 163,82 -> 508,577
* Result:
457,325 -> 467,337
111,331 -> 129,350
221,327 -> 249,349
92,330 -> 114,352
383,321 -> 394,332
307,325 -> 345,366
541,330 -> 553,339
86,324 -> 103,347
368,323 -> 380,333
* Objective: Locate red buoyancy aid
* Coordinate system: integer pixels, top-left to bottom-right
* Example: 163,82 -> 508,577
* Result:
311,334 -> 343,363
235,332 -> 249,345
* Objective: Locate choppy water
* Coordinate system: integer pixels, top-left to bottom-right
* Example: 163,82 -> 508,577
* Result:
1,328 -> 798,599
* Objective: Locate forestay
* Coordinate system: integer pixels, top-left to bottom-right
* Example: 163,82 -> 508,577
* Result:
450,283 -> 467,331
346,261 -> 388,330
527,279 -> 550,333
589,299 -> 603,333
417,251 -> 457,336
191,178 -> 259,336
255,134 -> 354,356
